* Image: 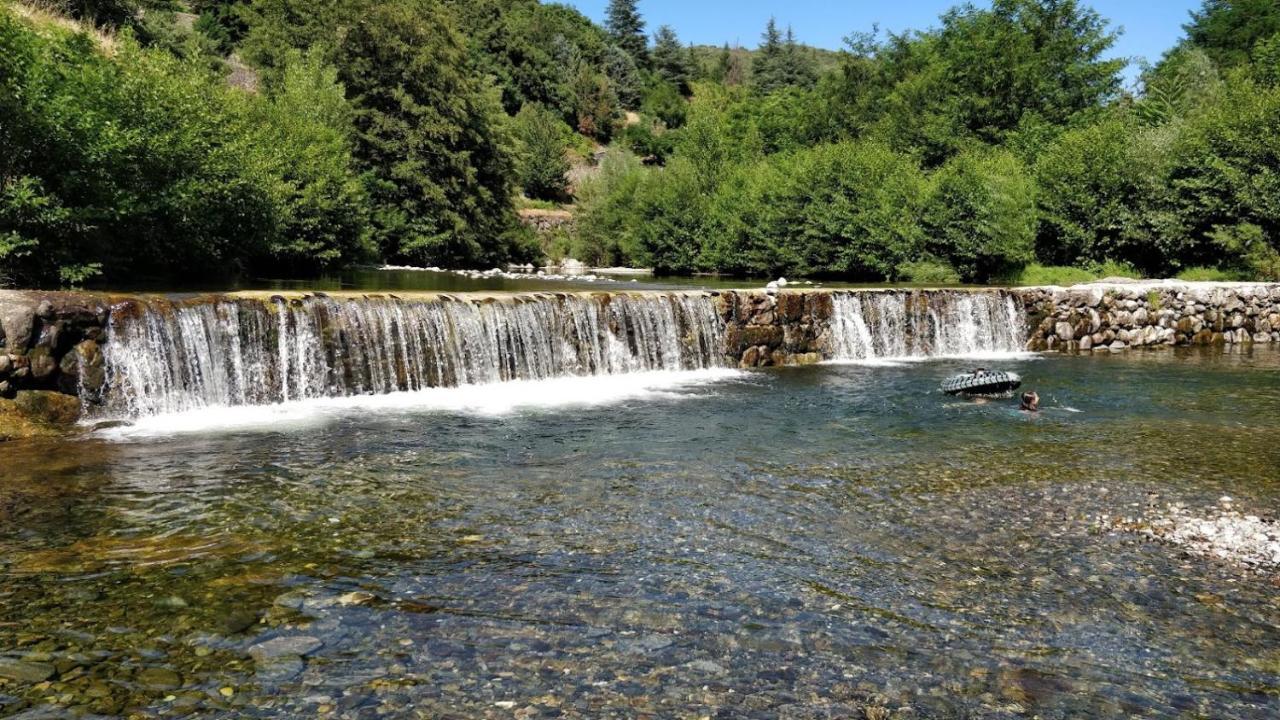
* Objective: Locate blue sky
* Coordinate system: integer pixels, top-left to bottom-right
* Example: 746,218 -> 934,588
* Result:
561,0 -> 1203,86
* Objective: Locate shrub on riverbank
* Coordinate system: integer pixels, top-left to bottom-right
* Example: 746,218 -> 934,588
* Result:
0,11 -> 371,285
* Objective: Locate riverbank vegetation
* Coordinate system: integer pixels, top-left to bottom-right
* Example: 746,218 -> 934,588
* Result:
2,0 -> 1279,287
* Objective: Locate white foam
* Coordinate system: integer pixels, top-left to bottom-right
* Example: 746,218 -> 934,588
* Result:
90,369 -> 745,440
823,350 -> 1041,367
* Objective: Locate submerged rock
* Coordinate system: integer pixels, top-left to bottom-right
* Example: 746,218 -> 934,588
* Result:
0,658 -> 55,683
248,635 -> 323,661
0,391 -> 81,440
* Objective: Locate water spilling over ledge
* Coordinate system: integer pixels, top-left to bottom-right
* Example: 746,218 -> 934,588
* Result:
828,291 -> 1025,360
102,293 -> 727,418
2,283 -> 1277,425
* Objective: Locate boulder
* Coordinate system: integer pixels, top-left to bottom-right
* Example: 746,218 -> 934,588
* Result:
741,325 -> 784,348
0,390 -> 82,440
776,292 -> 805,322
1054,321 -> 1074,342
28,346 -> 57,381
0,304 -> 36,352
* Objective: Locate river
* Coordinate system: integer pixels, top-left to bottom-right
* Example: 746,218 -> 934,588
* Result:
1,344 -> 1278,717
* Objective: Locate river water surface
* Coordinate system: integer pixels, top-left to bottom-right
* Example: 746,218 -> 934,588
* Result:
2,349 -> 1279,718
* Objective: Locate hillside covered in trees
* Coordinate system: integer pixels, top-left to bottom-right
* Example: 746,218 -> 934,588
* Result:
2,0 -> 1279,287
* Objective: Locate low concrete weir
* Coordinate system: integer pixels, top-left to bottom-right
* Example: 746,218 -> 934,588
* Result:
0,282 -> 1277,421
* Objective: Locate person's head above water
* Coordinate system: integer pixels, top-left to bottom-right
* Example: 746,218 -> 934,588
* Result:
1020,391 -> 1040,412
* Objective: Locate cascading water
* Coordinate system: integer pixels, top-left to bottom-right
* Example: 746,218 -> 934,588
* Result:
101,293 -> 727,417
829,290 -> 1025,360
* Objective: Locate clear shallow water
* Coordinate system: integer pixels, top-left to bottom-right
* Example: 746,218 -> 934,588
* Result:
2,349 -> 1279,718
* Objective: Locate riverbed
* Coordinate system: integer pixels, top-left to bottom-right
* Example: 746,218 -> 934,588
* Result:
1,348 -> 1278,718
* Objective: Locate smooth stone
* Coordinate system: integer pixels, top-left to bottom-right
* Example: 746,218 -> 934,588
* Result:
255,655 -> 305,683
0,305 -> 36,351
136,667 -> 182,690
248,635 -> 323,661
220,609 -> 261,635
0,658 -> 55,683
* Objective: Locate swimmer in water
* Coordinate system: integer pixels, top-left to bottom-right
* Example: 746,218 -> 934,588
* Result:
1020,390 -> 1040,412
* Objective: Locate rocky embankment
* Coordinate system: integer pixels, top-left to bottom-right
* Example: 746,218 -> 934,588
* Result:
0,290 -> 109,438
1023,281 -> 1280,351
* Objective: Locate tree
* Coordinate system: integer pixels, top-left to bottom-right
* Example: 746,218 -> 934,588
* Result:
513,104 -> 571,200
922,149 -> 1036,282
252,48 -> 371,271
1168,72 -> 1280,270
1185,0 -> 1280,68
935,0 -> 1124,144
708,141 -> 927,278
605,44 -> 643,109
606,0 -> 647,67
752,20 -> 817,95
652,24 -> 693,95
333,0 -> 523,266
752,17 -> 786,93
1033,116 -> 1188,273
1138,46 -> 1222,125
571,64 -> 619,139
780,27 -> 818,89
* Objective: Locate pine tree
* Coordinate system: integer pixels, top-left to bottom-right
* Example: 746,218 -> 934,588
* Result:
781,26 -> 818,89
334,0 -> 518,266
652,25 -> 692,95
713,43 -> 732,82
605,44 -> 642,109
606,0 -> 648,67
752,18 -> 786,93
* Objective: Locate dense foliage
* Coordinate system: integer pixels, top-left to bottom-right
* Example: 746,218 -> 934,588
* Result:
3,0 -> 1280,287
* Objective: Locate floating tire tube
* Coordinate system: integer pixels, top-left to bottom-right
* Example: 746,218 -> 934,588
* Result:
940,370 -> 1022,396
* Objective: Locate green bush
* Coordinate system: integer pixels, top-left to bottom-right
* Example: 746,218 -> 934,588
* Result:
513,103 -> 572,201
897,259 -> 961,284
0,11 -> 374,287
571,150 -> 645,266
1,14 -> 274,285
1088,259 -> 1141,279
1004,263 -> 1098,286
1176,266 -> 1239,282
707,141 -> 927,278
1169,74 -> 1280,271
922,148 -> 1036,282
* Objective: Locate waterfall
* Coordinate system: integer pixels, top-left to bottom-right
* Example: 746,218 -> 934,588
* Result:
829,291 -> 1025,360
101,293 -> 727,417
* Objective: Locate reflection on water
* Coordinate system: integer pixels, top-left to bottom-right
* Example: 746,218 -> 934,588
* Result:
1,348 -> 1279,718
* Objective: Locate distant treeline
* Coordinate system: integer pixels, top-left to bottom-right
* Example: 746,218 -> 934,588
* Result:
1,0 -> 1279,287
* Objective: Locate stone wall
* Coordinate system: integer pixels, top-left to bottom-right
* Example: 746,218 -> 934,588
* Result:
0,290 -> 110,438
0,290 -> 110,401
714,290 -> 833,367
1020,282 -> 1280,352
